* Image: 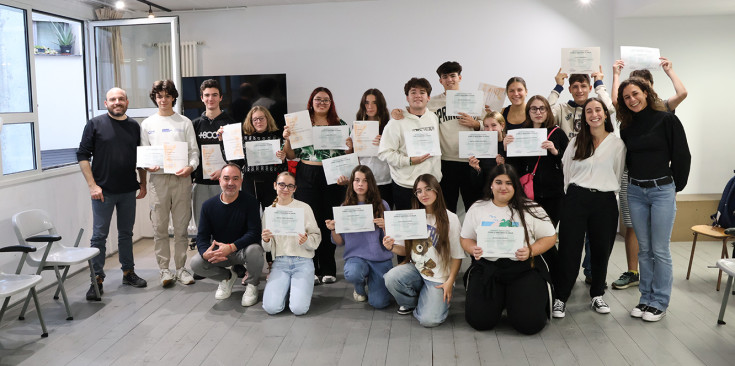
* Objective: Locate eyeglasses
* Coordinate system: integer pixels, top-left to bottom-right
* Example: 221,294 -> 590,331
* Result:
414,187 -> 434,196
277,182 -> 296,190
529,106 -> 547,113
314,98 -> 331,105
252,117 -> 266,122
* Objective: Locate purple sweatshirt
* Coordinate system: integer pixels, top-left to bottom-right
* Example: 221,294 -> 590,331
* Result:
332,201 -> 393,262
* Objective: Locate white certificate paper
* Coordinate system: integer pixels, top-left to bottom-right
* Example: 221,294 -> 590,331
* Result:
621,46 -> 661,71
162,141 -> 188,174
405,128 -> 441,157
264,207 -> 305,236
222,123 -> 244,161
245,140 -> 281,167
136,146 -> 164,168
458,131 -> 498,158
284,110 -> 313,149
476,226 -> 524,258
201,144 -> 227,179
313,126 -> 349,150
352,121 -> 380,157
384,209 -> 428,240
321,153 -> 359,185
446,90 -> 485,117
478,82 -> 507,112
507,129 -> 547,157
561,47 -> 600,74
333,205 -> 375,234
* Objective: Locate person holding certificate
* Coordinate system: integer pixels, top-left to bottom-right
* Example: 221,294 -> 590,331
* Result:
325,165 -> 393,308
140,80 -> 200,288
460,164 -> 556,334
503,96 -> 568,225
261,172 -> 322,315
383,174 -> 463,328
552,98 -> 626,319
617,78 -> 690,322
355,88 -> 393,208
282,87 -> 352,285
468,111 -> 506,194
501,77 -> 528,132
609,57 -> 688,291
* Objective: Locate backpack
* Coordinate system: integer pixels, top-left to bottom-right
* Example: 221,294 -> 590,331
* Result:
712,173 -> 735,228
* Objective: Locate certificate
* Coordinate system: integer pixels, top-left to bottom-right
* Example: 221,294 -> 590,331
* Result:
446,90 -> 485,117
405,128 -> 441,157
222,123 -> 244,161
352,121 -> 380,157
333,205 -> 375,234
162,141 -> 188,173
284,110 -> 313,149
136,146 -> 164,168
458,131 -> 498,158
384,209 -> 428,240
313,126 -> 349,150
201,144 -> 227,179
621,46 -> 661,71
264,207 -> 305,236
478,82 -> 507,112
561,47 -> 600,74
476,226 -> 524,258
321,153 -> 359,185
245,140 -> 281,166
507,128 -> 547,157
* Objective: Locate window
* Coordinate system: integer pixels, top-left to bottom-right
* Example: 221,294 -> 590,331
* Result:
0,2 -> 37,176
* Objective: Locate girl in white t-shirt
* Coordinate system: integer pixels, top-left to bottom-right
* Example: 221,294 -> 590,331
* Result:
461,164 -> 557,334
382,174 -> 464,328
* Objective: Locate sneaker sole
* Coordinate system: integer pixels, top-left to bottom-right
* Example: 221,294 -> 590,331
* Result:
643,313 -> 666,322
397,308 -> 414,315
552,313 -> 566,318
593,308 -> 611,314
612,280 -> 639,290
122,280 -> 147,288
178,279 -> 195,285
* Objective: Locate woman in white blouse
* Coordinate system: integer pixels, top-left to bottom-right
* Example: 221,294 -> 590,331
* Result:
551,97 -> 626,318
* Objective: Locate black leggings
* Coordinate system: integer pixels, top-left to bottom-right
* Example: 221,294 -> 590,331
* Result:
294,162 -> 345,277
465,258 -> 550,335
554,184 -> 618,301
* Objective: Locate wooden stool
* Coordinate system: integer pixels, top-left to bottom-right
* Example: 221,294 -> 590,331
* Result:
686,225 -> 734,291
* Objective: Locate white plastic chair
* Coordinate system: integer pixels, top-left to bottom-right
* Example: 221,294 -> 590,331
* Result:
716,258 -> 735,324
12,209 -> 100,321
0,244 -> 48,337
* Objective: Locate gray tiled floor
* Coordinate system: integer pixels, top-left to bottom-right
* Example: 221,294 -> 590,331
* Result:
1,236 -> 735,365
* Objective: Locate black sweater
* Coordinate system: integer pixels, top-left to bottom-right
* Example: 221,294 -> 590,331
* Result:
195,192 -> 261,255
507,127 -> 569,199
620,107 -> 691,192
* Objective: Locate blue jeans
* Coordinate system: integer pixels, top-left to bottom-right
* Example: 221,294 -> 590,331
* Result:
628,181 -> 676,311
262,256 -> 315,315
344,257 -> 393,309
90,191 -> 137,279
384,263 -> 449,327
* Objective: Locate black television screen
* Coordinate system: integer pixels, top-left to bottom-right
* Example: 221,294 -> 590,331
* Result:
181,74 -> 287,130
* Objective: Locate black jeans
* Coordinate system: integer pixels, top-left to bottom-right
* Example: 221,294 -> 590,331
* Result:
554,184 -> 618,301
294,163 -> 345,277
440,160 -> 480,213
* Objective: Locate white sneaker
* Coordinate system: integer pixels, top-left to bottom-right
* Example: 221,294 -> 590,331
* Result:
160,269 -> 175,287
322,275 -> 337,284
241,283 -> 258,307
552,299 -> 566,318
591,296 -> 611,314
176,268 -> 195,285
353,290 -> 367,302
215,267 -> 237,300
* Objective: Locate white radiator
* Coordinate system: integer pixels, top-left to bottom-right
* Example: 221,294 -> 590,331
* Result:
155,41 -> 202,79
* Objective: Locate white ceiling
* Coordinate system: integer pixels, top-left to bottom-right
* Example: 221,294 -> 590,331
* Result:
85,0 -> 364,13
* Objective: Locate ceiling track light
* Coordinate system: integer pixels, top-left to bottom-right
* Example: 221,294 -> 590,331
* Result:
115,1 -> 124,9
147,5 -> 154,18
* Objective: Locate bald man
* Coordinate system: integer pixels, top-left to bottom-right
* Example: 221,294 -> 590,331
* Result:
77,87 -> 148,301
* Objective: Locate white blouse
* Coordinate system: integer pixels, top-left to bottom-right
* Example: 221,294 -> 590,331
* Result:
562,134 -> 626,193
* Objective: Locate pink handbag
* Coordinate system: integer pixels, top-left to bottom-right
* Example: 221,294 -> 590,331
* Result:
518,127 -> 558,200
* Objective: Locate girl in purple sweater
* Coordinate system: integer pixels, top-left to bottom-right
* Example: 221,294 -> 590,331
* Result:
326,165 -> 393,308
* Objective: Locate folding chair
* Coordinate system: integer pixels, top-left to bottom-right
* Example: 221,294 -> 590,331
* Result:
12,209 -> 100,320
0,244 -> 48,337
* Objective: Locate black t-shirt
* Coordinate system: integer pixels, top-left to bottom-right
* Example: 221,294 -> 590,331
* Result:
76,114 -> 141,194
192,111 -> 237,184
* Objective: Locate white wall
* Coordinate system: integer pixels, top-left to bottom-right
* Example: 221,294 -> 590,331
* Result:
176,0 -> 615,121
614,14 -> 735,194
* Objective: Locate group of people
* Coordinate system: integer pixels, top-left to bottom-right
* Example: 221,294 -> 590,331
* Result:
76,57 -> 691,335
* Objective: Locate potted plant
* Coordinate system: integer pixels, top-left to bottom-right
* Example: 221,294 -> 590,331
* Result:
51,22 -> 74,54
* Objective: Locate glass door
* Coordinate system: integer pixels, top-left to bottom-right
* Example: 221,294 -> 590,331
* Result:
86,16 -> 180,119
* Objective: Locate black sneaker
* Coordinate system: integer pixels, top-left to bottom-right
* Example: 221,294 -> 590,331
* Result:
86,282 -> 103,301
630,303 -> 648,318
642,306 -> 666,322
122,271 -> 147,288
397,306 -> 414,315
189,238 -> 197,250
